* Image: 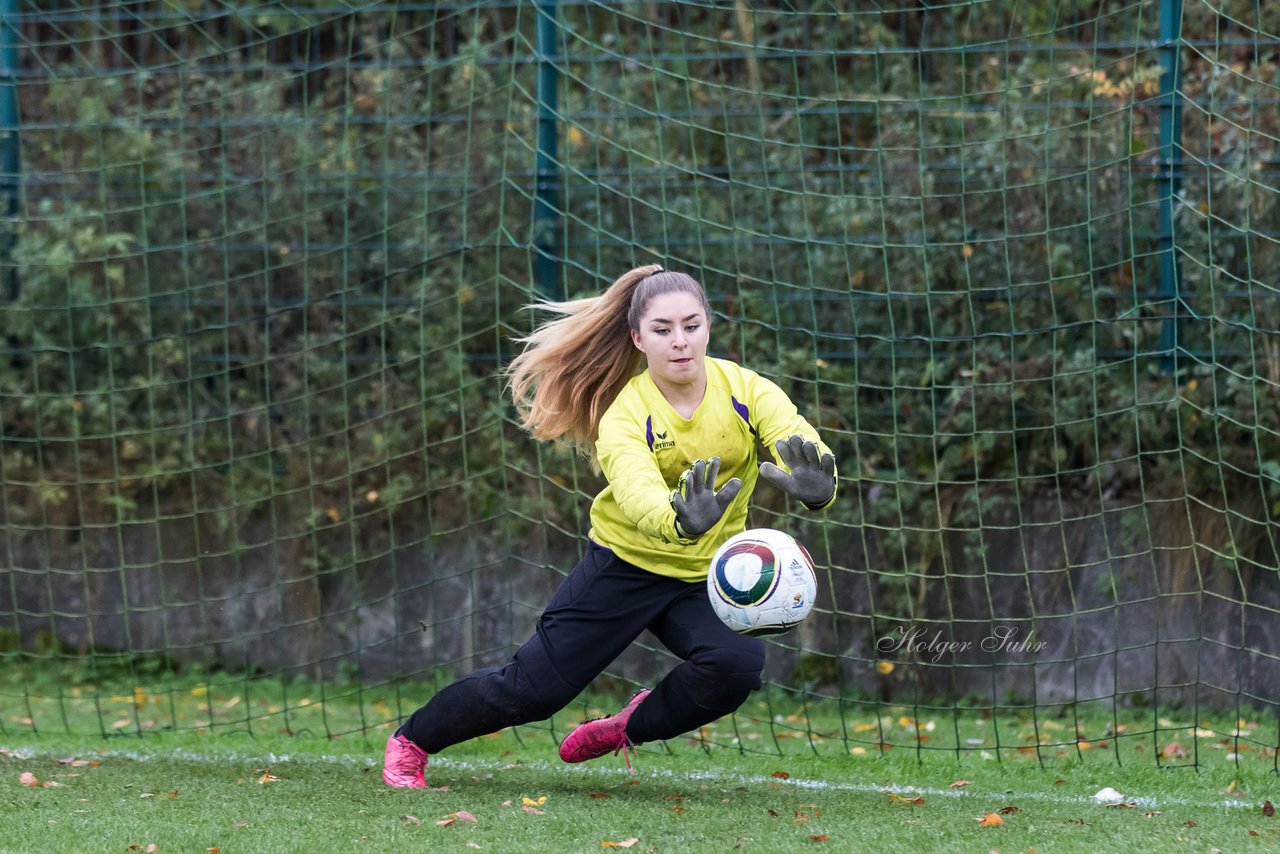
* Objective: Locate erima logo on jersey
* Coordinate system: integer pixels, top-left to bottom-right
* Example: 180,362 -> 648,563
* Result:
645,416 -> 676,451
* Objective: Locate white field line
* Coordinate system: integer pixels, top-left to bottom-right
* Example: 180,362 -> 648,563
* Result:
1,744 -> 1258,813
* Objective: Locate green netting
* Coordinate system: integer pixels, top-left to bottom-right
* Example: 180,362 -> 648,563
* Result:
1,1 -> 1278,763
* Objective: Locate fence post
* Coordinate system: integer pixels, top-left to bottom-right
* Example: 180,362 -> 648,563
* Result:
1156,0 -> 1184,374
0,0 -> 19,301
533,0 -> 562,301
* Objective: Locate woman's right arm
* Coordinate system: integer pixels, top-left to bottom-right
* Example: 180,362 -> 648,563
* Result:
594,404 -> 698,545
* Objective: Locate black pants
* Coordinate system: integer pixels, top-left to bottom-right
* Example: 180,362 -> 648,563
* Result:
400,540 -> 766,754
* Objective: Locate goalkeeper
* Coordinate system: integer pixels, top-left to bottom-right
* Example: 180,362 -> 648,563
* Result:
384,265 -> 837,787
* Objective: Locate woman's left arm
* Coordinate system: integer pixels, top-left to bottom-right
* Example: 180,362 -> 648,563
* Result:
750,375 -> 838,511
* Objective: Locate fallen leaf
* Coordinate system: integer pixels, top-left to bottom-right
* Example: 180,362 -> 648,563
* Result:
600,839 -> 639,849
402,815 -> 421,825
1142,811 -> 1164,818
258,771 -> 279,784
977,812 -> 1005,827
232,821 -> 249,829
521,806 -> 545,815
436,818 -> 456,827
522,796 -> 547,807
455,811 -> 478,824
1225,781 -> 1246,796
1264,800 -> 1275,817
950,780 -> 971,788
590,792 -> 611,799
1105,803 -> 1137,809
811,835 -> 829,842
19,772 -> 39,787
168,790 -> 179,799
1160,741 -> 1186,759
771,771 -> 790,779
1248,830 -> 1260,837
768,809 -> 779,817
1184,820 -> 1198,827
998,806 -> 1022,814
208,849 -> 220,854
887,792 -> 925,805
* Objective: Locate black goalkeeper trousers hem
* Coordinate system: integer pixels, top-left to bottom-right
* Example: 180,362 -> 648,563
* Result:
399,539 -> 766,754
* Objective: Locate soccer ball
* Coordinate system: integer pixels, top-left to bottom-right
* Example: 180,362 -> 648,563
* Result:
706,528 -> 817,636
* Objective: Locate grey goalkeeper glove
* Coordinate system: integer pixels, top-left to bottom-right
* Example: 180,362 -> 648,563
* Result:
671,457 -> 743,539
759,435 -> 837,509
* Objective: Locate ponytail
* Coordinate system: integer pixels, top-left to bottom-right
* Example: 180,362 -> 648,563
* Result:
506,264 -> 711,459
506,265 -> 660,457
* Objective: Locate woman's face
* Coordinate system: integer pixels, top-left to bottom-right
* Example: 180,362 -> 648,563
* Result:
630,290 -> 709,388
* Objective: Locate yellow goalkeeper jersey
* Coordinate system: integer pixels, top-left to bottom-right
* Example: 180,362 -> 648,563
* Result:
588,357 -> 836,582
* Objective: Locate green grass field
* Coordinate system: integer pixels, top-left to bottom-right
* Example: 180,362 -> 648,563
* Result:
3,728 -> 1278,853
3,666 -> 1279,852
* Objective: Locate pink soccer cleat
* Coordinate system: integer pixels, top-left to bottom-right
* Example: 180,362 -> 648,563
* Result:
383,732 -> 429,788
559,689 -> 651,771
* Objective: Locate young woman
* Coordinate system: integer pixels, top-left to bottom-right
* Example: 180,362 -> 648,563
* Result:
383,264 -> 837,787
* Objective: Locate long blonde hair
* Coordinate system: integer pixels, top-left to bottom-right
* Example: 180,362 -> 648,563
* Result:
506,264 -> 710,456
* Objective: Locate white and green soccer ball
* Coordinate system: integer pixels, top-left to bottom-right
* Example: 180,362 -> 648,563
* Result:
706,528 -> 817,636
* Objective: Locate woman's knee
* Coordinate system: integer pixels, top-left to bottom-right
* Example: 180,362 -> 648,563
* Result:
713,643 -> 766,684
507,661 -> 581,722
687,642 -> 766,708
